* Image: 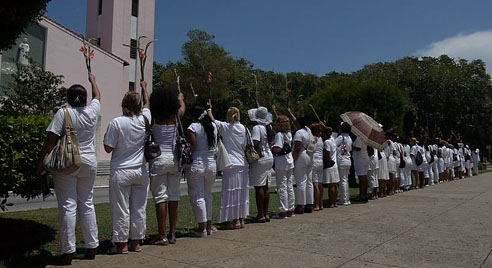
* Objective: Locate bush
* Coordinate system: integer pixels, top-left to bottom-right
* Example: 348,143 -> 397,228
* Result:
0,115 -> 50,200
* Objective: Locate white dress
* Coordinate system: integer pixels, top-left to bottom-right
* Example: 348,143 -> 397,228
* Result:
214,120 -> 249,222
249,124 -> 273,187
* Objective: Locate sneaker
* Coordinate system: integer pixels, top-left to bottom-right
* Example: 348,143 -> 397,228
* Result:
207,227 -> 217,236
344,202 -> 351,206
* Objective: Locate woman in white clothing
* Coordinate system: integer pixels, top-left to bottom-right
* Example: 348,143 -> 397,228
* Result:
378,148 -> 389,198
353,136 -> 369,202
186,105 -> 217,237
37,73 -> 101,264
148,87 -> 185,245
208,106 -> 249,229
103,81 -> 150,254
335,122 -> 353,205
310,123 -> 324,211
271,115 -> 295,219
367,147 -> 379,200
292,117 -> 315,213
323,127 -> 340,208
473,148 -> 480,176
249,107 -> 274,222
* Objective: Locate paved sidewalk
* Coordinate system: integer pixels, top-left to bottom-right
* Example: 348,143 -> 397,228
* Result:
66,173 -> 492,268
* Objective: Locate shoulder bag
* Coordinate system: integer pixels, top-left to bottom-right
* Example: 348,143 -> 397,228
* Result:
44,107 -> 81,174
216,134 -> 232,171
143,116 -> 161,162
245,128 -> 260,164
175,115 -> 193,168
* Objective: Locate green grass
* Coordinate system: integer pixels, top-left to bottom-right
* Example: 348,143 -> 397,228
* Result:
0,186 -> 360,267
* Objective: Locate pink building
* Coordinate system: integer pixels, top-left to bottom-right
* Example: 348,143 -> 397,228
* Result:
0,0 -> 155,161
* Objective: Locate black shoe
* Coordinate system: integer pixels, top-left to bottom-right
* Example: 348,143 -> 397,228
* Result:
59,252 -> 76,265
85,248 -> 97,260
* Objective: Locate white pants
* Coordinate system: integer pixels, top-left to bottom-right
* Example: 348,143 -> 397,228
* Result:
276,168 -> 295,212
150,153 -> 181,204
338,165 -> 351,204
368,169 -> 379,189
53,163 -> 99,254
432,163 -> 439,184
187,169 -> 216,223
294,162 -> 313,205
109,166 -> 149,243
473,162 -> 479,175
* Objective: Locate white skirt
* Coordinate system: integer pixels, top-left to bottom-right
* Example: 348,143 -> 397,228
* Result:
387,156 -> 397,174
312,165 -> 323,183
218,166 -> 249,223
379,156 -> 389,180
322,167 -> 340,184
249,158 -> 273,187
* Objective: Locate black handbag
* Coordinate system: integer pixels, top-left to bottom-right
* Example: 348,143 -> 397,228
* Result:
272,133 -> 292,157
143,116 -> 161,162
175,115 -> 192,167
323,148 -> 335,169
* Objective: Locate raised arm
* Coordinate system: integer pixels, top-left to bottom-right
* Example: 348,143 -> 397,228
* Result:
141,81 -> 150,109
287,108 -> 302,131
88,73 -> 101,101
207,99 -> 215,122
177,93 -> 186,118
271,104 -> 279,120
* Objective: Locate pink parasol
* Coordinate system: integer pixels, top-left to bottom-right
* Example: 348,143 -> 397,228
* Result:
340,111 -> 387,150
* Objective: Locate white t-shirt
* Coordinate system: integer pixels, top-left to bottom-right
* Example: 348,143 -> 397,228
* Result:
46,99 -> 101,167
294,127 -> 315,165
251,124 -> 273,161
312,136 -> 324,169
188,122 -> 217,161
215,120 -> 247,167
369,148 -> 379,170
272,132 -> 294,170
352,137 -> 369,162
335,133 -> 352,167
324,138 -> 337,170
103,108 -> 151,170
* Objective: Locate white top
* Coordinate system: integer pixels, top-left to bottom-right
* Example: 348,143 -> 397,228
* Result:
312,137 -> 324,169
46,99 -> 101,167
324,138 -> 337,170
294,127 -> 313,155
103,108 -> 151,170
418,145 -> 428,165
251,125 -> 273,161
369,148 -> 379,170
272,132 -> 294,170
188,122 -> 218,161
473,149 -> 480,162
335,133 -> 352,167
215,120 -> 247,167
153,124 -> 176,154
352,137 -> 369,162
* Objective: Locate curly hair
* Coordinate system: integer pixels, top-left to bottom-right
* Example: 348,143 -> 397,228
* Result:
275,115 -> 291,133
149,87 -> 181,122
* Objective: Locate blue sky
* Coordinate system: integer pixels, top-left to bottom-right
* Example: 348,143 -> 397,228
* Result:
45,0 -> 492,75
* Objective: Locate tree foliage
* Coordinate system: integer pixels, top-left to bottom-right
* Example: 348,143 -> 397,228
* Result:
153,29 -> 492,149
0,0 -> 51,51
1,59 -> 67,116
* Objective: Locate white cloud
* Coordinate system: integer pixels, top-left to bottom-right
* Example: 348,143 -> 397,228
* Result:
417,31 -> 492,73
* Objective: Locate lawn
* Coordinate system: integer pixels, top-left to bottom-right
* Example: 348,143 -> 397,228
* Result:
0,186 -> 360,267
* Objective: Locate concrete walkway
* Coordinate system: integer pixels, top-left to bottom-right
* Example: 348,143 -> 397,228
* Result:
66,172 -> 492,268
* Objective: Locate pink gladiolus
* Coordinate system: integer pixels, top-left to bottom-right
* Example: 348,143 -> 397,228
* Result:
89,50 -> 94,59
139,50 -> 146,59
80,46 -> 86,53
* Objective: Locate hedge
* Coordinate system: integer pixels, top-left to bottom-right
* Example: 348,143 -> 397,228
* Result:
0,115 -> 50,200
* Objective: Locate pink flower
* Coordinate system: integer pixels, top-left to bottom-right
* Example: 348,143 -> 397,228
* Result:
88,50 -> 94,59
139,50 -> 146,59
80,46 -> 87,54
207,72 -> 212,84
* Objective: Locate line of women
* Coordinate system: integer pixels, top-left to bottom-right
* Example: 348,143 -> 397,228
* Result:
36,77 -> 480,265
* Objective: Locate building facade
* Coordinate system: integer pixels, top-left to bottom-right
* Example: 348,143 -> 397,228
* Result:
0,0 -> 155,161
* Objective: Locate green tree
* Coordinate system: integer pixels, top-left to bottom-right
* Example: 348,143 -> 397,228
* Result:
0,0 -> 51,51
1,60 -> 67,116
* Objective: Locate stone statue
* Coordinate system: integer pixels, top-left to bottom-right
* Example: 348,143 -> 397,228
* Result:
17,38 -> 30,65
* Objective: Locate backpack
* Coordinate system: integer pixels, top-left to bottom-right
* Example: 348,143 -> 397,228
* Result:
415,150 -> 424,166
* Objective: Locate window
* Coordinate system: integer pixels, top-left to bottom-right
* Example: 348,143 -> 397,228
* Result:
129,81 -> 135,91
130,39 -> 137,59
98,0 -> 103,15
131,0 -> 139,17
97,38 -> 101,46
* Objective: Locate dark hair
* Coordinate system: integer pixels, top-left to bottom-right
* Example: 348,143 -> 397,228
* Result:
149,87 -> 181,122
297,116 -> 310,128
340,122 -> 351,133
192,105 -> 216,149
67,84 -> 87,107
121,92 -> 142,116
310,122 -> 322,137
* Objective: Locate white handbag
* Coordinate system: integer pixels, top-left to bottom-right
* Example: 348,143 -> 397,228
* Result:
216,136 -> 232,171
